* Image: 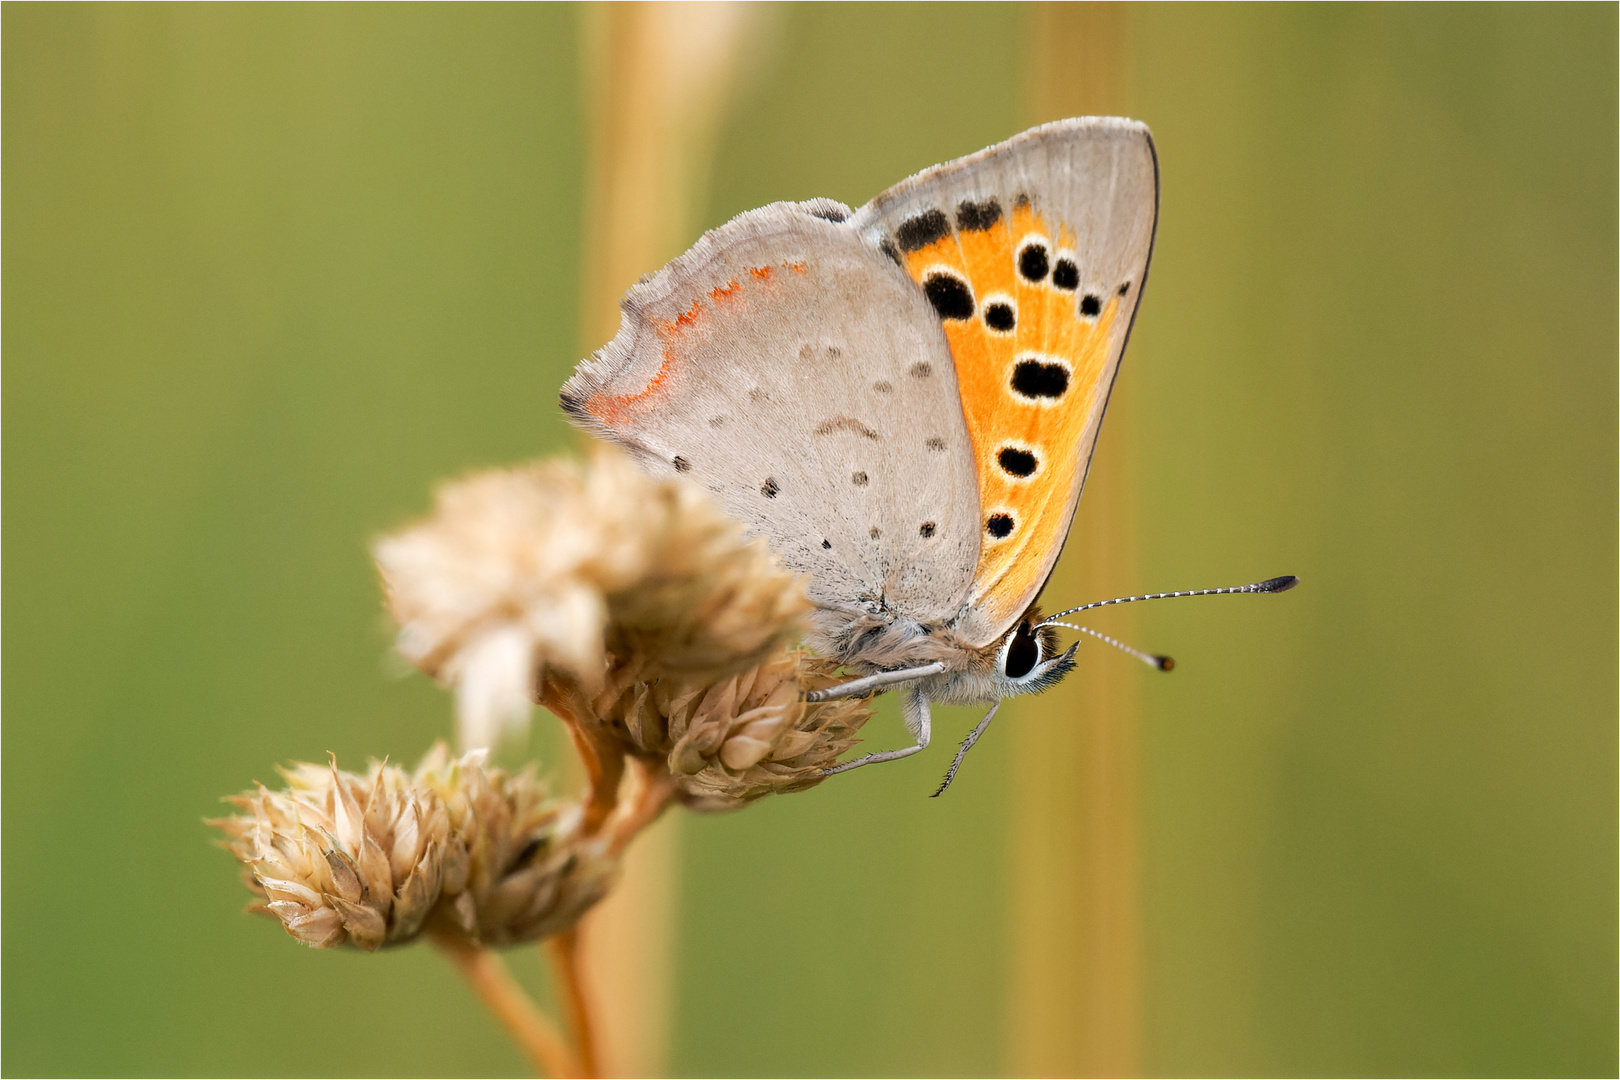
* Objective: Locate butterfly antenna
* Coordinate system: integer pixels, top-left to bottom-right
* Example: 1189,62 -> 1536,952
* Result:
1039,574 -> 1299,624
1043,621 -> 1174,671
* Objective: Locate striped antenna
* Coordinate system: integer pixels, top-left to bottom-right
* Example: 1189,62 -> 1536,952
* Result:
1043,621 -> 1173,671
1038,574 -> 1298,625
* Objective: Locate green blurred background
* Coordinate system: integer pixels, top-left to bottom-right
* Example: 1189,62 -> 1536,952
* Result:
4,3 -> 1614,1076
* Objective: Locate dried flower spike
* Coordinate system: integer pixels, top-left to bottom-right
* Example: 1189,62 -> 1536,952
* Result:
373,446 -> 810,752
587,648 -> 874,809
212,745 -> 619,950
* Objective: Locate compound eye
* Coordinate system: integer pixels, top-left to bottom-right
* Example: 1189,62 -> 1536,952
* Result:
1003,620 -> 1041,679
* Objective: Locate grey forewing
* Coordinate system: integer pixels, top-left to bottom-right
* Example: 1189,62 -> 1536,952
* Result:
562,201 -> 981,637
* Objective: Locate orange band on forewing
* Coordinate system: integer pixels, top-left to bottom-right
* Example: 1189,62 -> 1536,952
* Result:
902,203 -> 1118,629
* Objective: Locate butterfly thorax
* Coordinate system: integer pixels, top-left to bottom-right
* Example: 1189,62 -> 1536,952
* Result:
810,603 -> 1071,706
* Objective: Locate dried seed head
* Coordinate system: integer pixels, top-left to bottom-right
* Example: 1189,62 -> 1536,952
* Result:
373,446 -> 809,751
212,746 -> 619,950
594,649 -> 873,809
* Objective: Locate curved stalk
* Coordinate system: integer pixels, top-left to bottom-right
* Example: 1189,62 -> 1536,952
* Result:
435,933 -> 580,1078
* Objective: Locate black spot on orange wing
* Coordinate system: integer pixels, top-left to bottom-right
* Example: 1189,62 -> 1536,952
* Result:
761,477 -> 779,498
1052,259 -> 1079,290
924,272 -> 974,320
1079,294 -> 1102,317
673,455 -> 692,473
986,513 -> 1015,539
997,446 -> 1038,477
1011,359 -> 1070,400
984,302 -> 1015,332
1019,244 -> 1049,282
896,209 -> 950,252
956,198 -> 1003,231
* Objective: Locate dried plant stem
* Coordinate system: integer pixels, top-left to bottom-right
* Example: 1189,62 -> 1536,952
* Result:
609,758 -> 679,854
573,4 -> 757,1074
541,678 -> 624,835
1009,6 -> 1143,1076
544,929 -> 600,1080
435,933 -> 581,1078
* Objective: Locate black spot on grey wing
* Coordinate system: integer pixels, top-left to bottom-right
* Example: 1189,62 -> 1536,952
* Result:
997,446 -> 1038,477
822,538 -> 832,549
923,272 -> 975,320
909,361 -> 933,378
851,471 -> 868,486
761,477 -> 780,498
984,302 -> 1015,332
672,455 -> 691,473
826,345 -> 842,358
1052,259 -> 1079,291
880,238 -> 902,265
1011,359 -> 1070,400
749,387 -> 769,402
1014,193 -> 1031,209
1079,294 -> 1102,317
708,415 -> 726,428
873,380 -> 893,394
869,526 -> 881,540
956,197 -> 1003,232
986,513 -> 1015,539
798,343 -> 816,360
808,204 -> 849,223
1019,244 -> 1050,282
925,437 -> 947,451
1118,281 -> 1131,295
896,208 -> 951,252
919,521 -> 936,538
814,415 -> 881,439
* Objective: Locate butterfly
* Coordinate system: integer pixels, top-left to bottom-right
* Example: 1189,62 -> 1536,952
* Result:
562,117 -> 1294,793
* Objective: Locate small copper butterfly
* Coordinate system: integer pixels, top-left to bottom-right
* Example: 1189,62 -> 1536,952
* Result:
563,118 -> 1295,793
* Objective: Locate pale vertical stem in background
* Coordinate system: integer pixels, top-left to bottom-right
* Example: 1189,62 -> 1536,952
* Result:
572,4 -> 755,1077
1008,4 -> 1144,1078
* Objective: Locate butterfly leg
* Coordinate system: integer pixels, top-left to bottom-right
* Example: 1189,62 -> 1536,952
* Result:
931,700 -> 1002,797
804,662 -> 946,702
822,687 -> 932,776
